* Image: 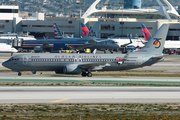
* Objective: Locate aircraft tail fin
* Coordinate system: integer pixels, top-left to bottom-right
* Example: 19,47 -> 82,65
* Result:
141,24 -> 152,41
135,23 -> 169,54
82,22 -> 99,40
81,22 -> 89,37
53,23 -> 63,40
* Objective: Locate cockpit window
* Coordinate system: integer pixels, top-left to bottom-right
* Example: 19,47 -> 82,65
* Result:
8,57 -> 19,61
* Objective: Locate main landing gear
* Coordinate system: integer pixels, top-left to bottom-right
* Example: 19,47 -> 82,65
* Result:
18,72 -> 21,76
81,72 -> 92,77
32,71 -> 36,74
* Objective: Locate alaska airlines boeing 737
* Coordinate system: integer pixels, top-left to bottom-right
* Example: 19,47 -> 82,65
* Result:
2,24 -> 169,77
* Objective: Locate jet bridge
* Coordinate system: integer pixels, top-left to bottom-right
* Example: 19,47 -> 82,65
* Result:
12,38 -> 23,48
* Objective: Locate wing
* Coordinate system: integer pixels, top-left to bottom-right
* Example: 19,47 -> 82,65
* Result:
66,39 -> 97,50
79,61 -> 112,71
120,38 -> 133,47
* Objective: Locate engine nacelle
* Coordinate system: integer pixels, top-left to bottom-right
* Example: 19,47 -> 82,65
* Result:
127,45 -> 136,50
63,65 -> 82,74
34,46 -> 43,53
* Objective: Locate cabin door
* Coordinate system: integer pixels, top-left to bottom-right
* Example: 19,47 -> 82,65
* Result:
23,56 -> 28,65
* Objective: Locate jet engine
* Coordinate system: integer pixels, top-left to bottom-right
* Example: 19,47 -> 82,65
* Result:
63,65 -> 82,74
34,46 -> 43,53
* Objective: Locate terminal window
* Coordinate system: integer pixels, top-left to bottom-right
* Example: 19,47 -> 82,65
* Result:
0,9 -> 18,13
101,25 -> 115,31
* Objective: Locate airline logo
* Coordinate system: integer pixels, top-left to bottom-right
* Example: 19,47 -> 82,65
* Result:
53,23 -> 63,39
81,22 -> 89,37
153,37 -> 162,48
88,30 -> 96,37
141,24 -> 152,41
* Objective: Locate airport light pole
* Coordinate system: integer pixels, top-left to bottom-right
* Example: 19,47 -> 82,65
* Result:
76,1 -> 83,18
76,1 -> 83,37
9,1 -> 17,33
119,2 -> 126,38
103,3 -> 110,19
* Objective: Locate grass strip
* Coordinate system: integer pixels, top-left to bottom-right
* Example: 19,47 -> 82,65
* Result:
0,81 -> 180,86
0,103 -> 180,119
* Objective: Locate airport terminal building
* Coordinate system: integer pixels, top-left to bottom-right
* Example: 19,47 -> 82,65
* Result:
0,0 -> 180,40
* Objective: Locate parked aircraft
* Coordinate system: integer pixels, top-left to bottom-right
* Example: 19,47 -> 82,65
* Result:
2,23 -> 169,77
0,33 -> 36,44
0,43 -> 18,55
81,22 -> 147,52
22,23 -> 123,52
54,22 -> 132,53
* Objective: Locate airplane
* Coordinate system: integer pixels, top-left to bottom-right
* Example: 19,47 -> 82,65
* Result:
81,22 -> 148,52
2,23 -> 169,77
0,43 -> 18,55
0,33 -> 36,44
22,23 -> 121,53
54,22 -> 130,53
81,22 -> 134,53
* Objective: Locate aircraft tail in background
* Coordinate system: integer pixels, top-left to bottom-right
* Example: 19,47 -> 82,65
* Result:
136,23 -> 169,54
81,22 -> 100,40
141,24 -> 152,41
81,22 -> 89,37
53,23 -> 63,40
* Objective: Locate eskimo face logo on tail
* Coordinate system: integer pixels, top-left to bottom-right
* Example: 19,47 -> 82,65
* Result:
88,30 -> 96,37
153,37 -> 162,48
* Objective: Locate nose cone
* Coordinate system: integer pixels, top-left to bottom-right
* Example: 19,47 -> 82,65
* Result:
2,61 -> 10,69
14,49 -> 18,53
12,48 -> 18,53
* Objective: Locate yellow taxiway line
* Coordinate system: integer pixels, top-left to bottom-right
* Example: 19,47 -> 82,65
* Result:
51,98 -> 70,103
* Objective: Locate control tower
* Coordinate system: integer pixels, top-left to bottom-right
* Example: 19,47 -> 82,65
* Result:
124,0 -> 141,9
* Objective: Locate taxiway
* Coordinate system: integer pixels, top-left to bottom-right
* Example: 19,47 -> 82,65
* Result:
0,86 -> 180,104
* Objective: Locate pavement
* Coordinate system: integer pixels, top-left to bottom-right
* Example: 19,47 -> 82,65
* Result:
0,86 -> 180,104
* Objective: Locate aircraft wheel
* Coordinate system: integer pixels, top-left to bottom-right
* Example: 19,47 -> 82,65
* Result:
87,72 -> 92,77
18,72 -> 21,76
81,72 -> 87,77
110,50 -> 113,54
32,71 -> 36,74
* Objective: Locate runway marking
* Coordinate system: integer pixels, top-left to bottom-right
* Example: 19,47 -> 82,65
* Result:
51,98 -> 70,103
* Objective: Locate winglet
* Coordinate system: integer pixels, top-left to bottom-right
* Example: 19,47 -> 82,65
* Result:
53,23 -> 63,40
92,49 -> 97,54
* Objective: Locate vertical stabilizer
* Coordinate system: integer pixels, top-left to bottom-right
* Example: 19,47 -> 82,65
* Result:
81,22 -> 89,37
53,23 -> 63,40
141,24 -> 152,41
135,23 -> 169,54
82,22 -> 99,40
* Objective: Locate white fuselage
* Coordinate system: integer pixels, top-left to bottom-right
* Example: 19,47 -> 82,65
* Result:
112,38 -> 145,48
0,44 -> 18,53
164,41 -> 180,49
0,35 -> 36,44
